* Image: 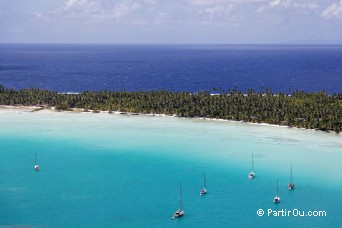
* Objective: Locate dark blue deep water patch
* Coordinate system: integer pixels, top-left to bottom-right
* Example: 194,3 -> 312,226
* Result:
0,44 -> 341,93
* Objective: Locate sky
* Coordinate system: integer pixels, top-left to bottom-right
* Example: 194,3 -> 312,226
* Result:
1,0 -> 342,44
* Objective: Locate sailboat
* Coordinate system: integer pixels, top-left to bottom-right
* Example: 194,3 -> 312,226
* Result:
172,182 -> 184,219
288,163 -> 295,190
273,179 -> 280,203
248,153 -> 255,179
34,152 -> 40,171
199,172 -> 207,196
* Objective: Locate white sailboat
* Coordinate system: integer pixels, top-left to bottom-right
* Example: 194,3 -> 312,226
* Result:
273,179 -> 280,203
172,182 -> 184,219
288,163 -> 295,190
199,172 -> 207,196
248,153 -> 255,179
34,152 -> 40,171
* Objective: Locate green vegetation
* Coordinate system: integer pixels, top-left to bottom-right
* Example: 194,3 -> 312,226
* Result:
0,85 -> 341,133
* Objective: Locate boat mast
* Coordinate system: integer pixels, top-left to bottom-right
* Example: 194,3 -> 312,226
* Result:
179,182 -> 183,210
290,163 -> 293,183
276,179 -> 279,196
35,152 -> 37,165
251,153 -> 254,172
204,172 -> 206,189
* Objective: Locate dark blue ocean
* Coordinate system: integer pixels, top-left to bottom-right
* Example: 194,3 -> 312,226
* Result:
0,44 -> 342,93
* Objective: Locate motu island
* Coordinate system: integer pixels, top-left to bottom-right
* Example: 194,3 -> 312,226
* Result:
0,85 -> 341,133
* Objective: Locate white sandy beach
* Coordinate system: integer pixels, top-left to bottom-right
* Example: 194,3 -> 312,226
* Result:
0,105 -> 340,135
0,105 -> 47,112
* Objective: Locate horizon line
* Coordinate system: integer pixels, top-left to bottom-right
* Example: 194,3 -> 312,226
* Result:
1,42 -> 342,46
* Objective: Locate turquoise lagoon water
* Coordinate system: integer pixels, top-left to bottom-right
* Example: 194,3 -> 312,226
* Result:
0,111 -> 341,227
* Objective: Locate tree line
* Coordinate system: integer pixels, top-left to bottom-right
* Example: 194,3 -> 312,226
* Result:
0,85 -> 341,133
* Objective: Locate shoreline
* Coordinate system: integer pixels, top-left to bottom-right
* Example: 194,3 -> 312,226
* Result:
1,105 -> 340,135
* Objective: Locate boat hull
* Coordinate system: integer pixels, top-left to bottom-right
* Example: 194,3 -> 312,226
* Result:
172,210 -> 184,219
273,197 -> 280,203
248,172 -> 255,179
200,189 -> 207,195
288,183 -> 295,190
